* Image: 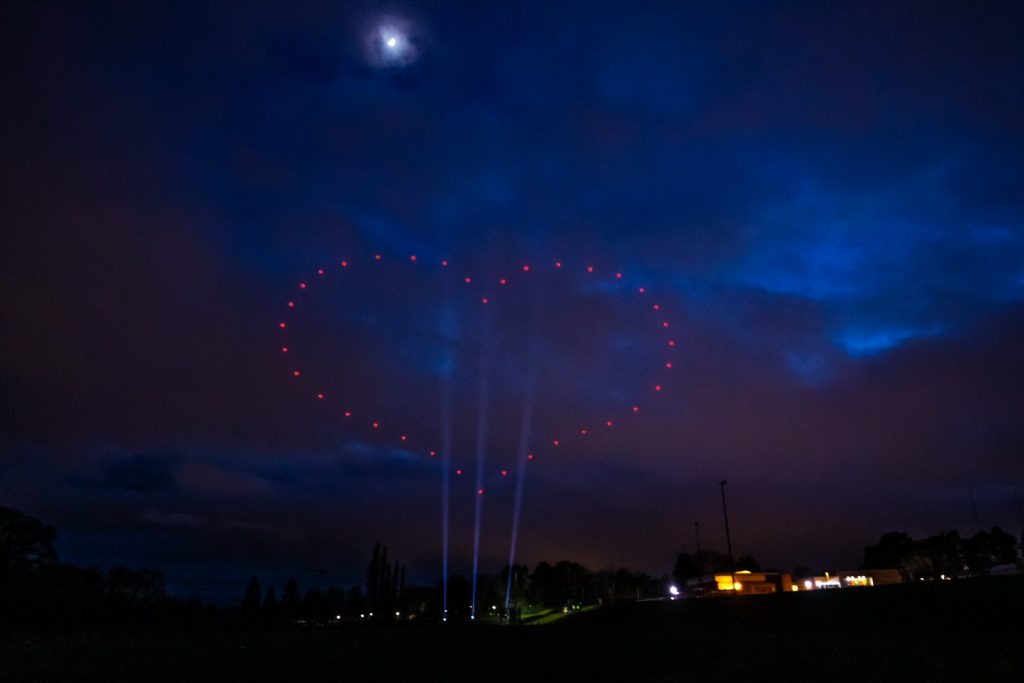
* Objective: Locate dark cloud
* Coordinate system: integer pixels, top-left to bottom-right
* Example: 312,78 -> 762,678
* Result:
94,451 -> 179,493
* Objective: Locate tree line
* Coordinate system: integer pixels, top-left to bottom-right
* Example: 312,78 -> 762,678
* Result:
0,505 -> 203,628
5,503 -> 1021,629
0,505 -> 664,628
863,526 -> 1021,580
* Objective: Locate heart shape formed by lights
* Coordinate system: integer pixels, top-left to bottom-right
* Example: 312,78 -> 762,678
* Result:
277,254 -> 678,481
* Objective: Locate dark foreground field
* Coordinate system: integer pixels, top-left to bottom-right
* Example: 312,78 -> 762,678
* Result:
3,578 -> 1022,682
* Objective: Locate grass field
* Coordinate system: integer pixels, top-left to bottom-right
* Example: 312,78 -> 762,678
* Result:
3,578 -> 1022,681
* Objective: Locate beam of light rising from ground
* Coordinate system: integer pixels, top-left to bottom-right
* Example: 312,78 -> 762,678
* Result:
504,376 -> 536,613
504,285 -> 544,614
470,304 -> 494,621
439,354 -> 453,623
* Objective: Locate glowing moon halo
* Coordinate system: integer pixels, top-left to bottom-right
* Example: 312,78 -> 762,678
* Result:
369,21 -> 417,67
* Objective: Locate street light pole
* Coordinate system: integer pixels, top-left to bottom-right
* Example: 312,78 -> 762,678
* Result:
719,480 -> 735,593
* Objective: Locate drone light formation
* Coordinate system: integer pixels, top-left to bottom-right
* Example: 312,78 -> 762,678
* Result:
275,252 -> 681,532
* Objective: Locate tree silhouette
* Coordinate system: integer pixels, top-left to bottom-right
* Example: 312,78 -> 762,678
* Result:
672,552 -> 701,584
105,567 -> 165,606
864,532 -> 915,571
672,550 -> 738,584
281,578 -> 300,619
364,543 -> 406,615
964,526 -> 1020,574
262,586 -> 278,610
0,505 -> 58,575
242,577 -> 262,613
500,564 -> 530,607
736,554 -> 761,572
367,543 -> 381,609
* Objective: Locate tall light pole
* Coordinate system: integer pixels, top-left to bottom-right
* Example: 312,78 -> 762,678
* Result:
719,480 -> 735,592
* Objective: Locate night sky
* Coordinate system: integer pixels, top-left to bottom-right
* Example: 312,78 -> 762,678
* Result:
2,1 -> 1023,602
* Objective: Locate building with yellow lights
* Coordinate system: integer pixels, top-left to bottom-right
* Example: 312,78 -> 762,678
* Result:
795,569 -> 903,591
684,568 -> 903,596
684,570 -> 793,596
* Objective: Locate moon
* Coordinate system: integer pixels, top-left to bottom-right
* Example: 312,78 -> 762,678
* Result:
368,21 -> 418,68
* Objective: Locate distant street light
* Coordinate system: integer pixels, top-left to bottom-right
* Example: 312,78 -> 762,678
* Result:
719,480 -> 735,593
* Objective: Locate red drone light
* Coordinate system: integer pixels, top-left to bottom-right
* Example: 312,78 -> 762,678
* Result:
482,298 -> 489,304
429,450 -> 436,457
500,278 -> 507,285
501,469 -> 508,476
281,346 -> 288,353
300,282 -> 307,289
654,385 -> 662,392
632,405 -> 640,412
317,268 -> 324,275
293,370 -> 301,377
288,301 -> 295,308
606,420 -> 613,427
375,254 -> 382,261
553,439 -> 560,446
527,453 -> 534,460
522,265 -> 530,272
442,260 -> 449,267
666,362 -> 673,368
456,469 -> 463,476
410,255 -> 417,262
580,429 -> 588,436
587,266 -> 594,273
653,304 -> 660,310
639,287 -> 646,294
465,277 -> 472,284
662,321 -> 670,328
279,322 -> 287,328
341,260 -> 349,267
372,422 -> 380,429
401,435 -> 407,441
668,340 -> 676,347
555,261 -> 562,268
477,488 -> 484,495
317,393 -> 324,400
344,411 -> 351,417
616,273 -> 623,279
